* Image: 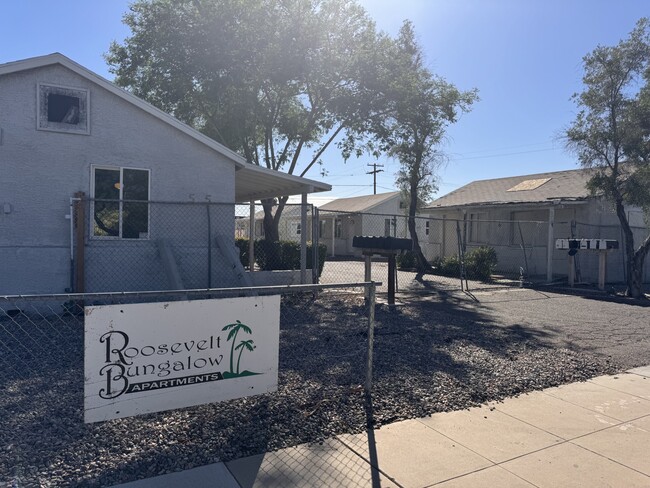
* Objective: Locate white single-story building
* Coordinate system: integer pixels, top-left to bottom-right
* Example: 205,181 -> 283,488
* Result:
421,168 -> 649,284
235,205 -> 312,242
318,191 -> 423,257
0,53 -> 330,295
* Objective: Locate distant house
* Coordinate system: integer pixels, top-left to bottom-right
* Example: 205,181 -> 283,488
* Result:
318,192 -> 416,257
235,205 -> 313,242
421,168 -> 649,283
0,53 -> 329,294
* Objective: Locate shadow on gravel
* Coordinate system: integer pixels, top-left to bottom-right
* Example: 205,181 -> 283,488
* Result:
0,291 -> 619,487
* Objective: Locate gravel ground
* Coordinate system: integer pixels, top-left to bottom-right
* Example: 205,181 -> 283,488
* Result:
1,287 -> 647,487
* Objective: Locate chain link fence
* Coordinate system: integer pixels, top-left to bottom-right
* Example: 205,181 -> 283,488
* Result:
0,282 -> 377,487
75,199 -> 317,293
72,199 -> 648,299
315,210 -> 552,294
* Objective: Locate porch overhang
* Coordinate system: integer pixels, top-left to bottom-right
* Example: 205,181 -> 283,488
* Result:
234,164 -> 331,202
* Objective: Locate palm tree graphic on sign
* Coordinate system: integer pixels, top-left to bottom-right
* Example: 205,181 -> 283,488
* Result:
235,340 -> 256,374
222,320 -> 260,378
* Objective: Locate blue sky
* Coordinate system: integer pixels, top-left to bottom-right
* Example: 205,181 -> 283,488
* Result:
1,1 -> 648,202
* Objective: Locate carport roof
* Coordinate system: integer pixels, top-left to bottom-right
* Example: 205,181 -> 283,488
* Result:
234,164 -> 330,202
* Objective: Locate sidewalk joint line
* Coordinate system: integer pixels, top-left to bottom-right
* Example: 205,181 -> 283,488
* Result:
566,441 -> 650,479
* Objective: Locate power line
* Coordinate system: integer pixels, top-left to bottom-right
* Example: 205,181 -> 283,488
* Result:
449,140 -> 558,157
448,147 -> 557,162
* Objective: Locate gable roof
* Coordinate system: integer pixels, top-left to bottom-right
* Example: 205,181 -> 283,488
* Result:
425,168 -> 593,209
0,53 -> 331,202
319,191 -> 402,213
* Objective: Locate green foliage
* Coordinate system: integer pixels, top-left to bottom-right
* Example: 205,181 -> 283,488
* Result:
565,17 -> 650,298
431,255 -> 461,277
107,0 -> 393,241
431,247 -> 497,282
235,238 -> 249,268
465,246 -> 498,282
371,20 -> 477,270
307,242 -> 328,278
236,239 -> 327,277
396,250 -> 417,270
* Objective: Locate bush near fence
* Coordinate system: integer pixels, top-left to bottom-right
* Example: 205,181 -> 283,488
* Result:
427,246 -> 498,282
235,239 -> 327,277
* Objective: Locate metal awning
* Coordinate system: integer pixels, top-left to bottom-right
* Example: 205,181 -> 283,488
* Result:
234,164 -> 331,202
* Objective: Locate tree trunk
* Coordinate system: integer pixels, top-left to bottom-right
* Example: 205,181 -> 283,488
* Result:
628,237 -> 650,299
408,176 -> 432,273
615,198 -> 649,299
261,198 -> 280,242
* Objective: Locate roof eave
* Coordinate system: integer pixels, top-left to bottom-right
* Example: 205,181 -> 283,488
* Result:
0,53 -> 247,169
424,197 -> 591,211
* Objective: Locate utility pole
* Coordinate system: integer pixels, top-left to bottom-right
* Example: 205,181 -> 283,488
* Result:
366,163 -> 384,195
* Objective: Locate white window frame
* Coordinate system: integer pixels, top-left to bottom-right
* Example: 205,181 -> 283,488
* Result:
425,220 -> 430,236
290,221 -> 302,236
90,165 -> 151,240
468,212 -> 488,244
37,83 -> 90,135
334,219 -> 342,238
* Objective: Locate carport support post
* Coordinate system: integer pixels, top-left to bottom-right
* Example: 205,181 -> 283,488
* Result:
568,254 -> 575,287
300,192 -> 308,284
546,207 -> 555,282
249,202 -> 255,271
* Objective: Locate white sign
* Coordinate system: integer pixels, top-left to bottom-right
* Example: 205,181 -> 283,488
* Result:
84,295 -> 280,423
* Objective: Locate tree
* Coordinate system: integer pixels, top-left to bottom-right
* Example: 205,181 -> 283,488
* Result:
106,0 -> 391,241
566,18 -> 650,299
380,22 -> 477,272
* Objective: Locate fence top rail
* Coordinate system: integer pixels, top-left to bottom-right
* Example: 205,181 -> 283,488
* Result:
0,282 -> 382,302
317,209 -> 551,225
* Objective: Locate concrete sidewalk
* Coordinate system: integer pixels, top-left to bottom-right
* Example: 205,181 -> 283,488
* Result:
113,366 -> 650,488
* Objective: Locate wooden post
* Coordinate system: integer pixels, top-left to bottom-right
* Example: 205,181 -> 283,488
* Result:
598,251 -> 607,291
73,191 -> 86,293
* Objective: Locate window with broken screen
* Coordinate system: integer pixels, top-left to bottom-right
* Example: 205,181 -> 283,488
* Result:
92,167 -> 150,239
38,84 -> 89,134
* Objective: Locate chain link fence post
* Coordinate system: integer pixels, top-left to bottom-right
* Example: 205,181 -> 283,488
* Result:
365,281 -> 375,396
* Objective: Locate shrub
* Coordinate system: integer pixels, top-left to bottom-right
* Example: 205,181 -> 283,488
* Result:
235,238 -> 250,268
307,242 -> 327,278
254,239 -> 282,270
465,246 -> 498,281
396,250 -> 417,270
440,255 -> 461,276
431,247 -> 497,282
237,239 -> 327,278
